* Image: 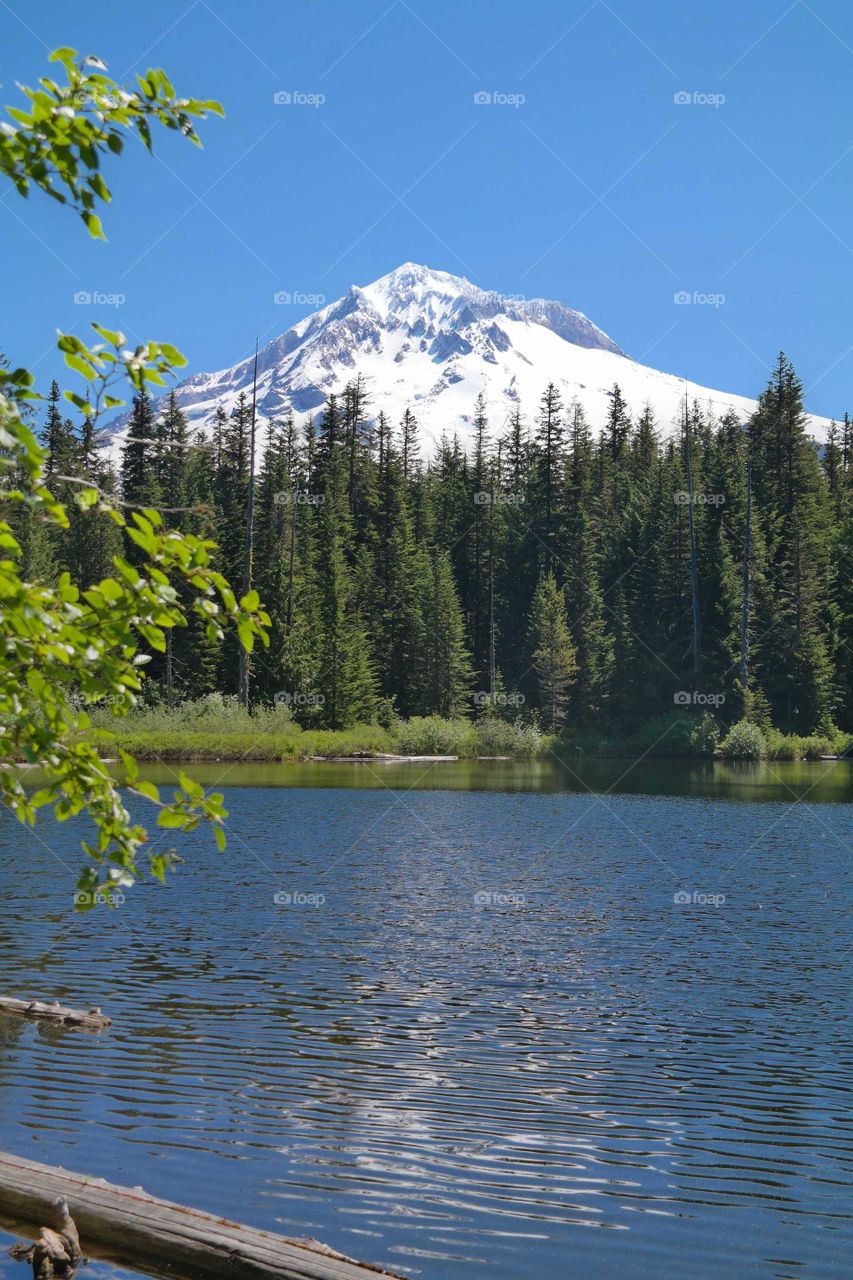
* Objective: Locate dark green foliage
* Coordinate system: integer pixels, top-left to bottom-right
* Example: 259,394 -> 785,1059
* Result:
37,359 -> 851,737
528,572 -> 577,731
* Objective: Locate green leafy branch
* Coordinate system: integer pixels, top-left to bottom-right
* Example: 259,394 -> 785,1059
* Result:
0,47 -> 222,238
0,47 -> 264,907
0,402 -> 268,905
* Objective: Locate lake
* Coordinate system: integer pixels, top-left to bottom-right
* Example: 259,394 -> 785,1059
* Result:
0,759 -> 851,1279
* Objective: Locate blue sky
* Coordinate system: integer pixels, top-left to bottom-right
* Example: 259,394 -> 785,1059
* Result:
2,0 -> 852,418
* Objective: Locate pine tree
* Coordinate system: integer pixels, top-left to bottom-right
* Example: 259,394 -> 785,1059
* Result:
419,547 -> 472,717
401,407 -> 420,480
121,391 -> 159,508
41,380 -> 75,482
65,416 -> 122,587
748,355 -> 833,730
315,478 -> 377,728
532,383 -> 565,572
372,423 -> 424,716
564,400 -> 612,721
528,572 -> 577,731
606,384 -> 632,460
468,391 -> 492,678
156,390 -> 190,513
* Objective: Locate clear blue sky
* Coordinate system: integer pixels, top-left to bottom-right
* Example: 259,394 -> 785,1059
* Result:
3,0 -> 852,418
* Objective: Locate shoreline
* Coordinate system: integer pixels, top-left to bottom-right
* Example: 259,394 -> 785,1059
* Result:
15,749 -> 847,767
85,749 -> 845,765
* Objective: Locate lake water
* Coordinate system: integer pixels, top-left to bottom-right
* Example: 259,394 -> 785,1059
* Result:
0,759 -> 851,1279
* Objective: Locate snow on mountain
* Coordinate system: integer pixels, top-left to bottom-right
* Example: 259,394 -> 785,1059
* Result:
127,263 -> 832,446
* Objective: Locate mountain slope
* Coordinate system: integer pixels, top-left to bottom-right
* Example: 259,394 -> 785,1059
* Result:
133,263 -> 832,444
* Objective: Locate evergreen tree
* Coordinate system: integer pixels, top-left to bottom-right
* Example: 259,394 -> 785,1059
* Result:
372,424 -> 424,715
528,572 -> 577,731
315,478 -> 377,727
121,391 -> 159,508
419,547 -> 472,716
531,382 -> 565,572
41,380 -> 75,482
748,355 -> 833,730
564,400 -> 612,721
401,407 -> 420,480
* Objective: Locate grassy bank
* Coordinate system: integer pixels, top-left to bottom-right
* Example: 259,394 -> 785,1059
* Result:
87,698 -> 550,761
557,711 -> 853,762
84,698 -> 853,764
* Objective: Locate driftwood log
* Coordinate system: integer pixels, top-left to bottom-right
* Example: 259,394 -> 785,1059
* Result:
0,998 -> 110,1030
0,1152 -> 404,1280
9,1194 -> 83,1279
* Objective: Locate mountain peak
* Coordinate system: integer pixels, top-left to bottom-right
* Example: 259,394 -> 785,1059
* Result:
359,261 -> 477,318
354,262 -> 623,357
374,261 -> 468,288
125,264 -> 831,448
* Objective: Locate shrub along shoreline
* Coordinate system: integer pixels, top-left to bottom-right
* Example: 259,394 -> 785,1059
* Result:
84,697 -> 853,764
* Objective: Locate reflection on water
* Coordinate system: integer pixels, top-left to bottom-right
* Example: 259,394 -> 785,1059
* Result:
0,765 -> 850,1279
118,755 -> 853,802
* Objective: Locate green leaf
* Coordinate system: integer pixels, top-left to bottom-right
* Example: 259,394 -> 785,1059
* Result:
82,210 -> 105,240
48,47 -> 77,66
157,808 -> 185,829
237,620 -> 254,652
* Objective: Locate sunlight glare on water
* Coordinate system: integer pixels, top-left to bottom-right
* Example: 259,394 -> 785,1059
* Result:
0,762 -> 850,1279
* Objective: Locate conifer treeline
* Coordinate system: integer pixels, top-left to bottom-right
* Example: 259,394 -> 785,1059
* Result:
29,354 -> 853,736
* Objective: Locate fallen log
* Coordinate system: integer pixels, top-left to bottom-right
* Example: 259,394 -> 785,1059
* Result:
0,1152 -> 403,1280
0,998 -> 110,1030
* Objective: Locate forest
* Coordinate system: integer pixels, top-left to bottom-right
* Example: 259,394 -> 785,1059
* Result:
13,351 -> 853,755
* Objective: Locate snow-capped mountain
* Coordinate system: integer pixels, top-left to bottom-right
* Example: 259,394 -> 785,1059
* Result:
136,263 -> 832,445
